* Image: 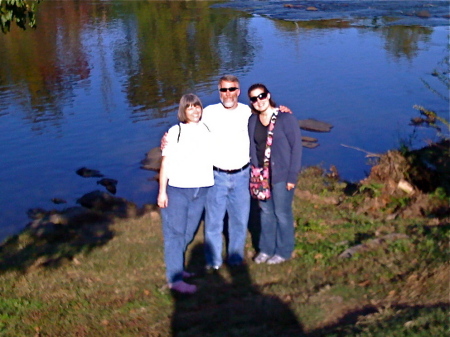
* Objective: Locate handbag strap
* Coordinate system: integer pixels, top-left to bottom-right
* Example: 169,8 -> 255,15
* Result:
263,109 -> 278,168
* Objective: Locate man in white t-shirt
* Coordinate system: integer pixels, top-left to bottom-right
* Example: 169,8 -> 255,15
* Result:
201,75 -> 252,269
161,76 -> 289,269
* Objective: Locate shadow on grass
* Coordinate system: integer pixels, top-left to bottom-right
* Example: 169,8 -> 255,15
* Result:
170,243 -> 305,337
0,210 -> 115,273
171,247 -> 448,337
169,238 -> 449,336
248,198 -> 262,253
310,302 -> 449,336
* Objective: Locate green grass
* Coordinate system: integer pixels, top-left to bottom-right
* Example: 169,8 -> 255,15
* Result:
0,167 -> 448,336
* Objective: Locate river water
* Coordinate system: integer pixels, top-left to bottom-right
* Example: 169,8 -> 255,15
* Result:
0,1 -> 448,241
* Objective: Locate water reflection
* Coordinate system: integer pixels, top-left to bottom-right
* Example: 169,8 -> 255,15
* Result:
381,26 -> 433,60
0,1 -> 440,125
0,1 -> 255,122
117,1 -> 257,120
0,0 -> 93,131
0,1 -> 448,241
272,18 -> 434,61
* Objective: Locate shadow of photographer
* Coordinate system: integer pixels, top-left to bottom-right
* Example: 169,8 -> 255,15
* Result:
170,243 -> 305,336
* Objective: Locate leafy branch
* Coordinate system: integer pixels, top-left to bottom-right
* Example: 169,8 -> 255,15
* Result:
0,0 -> 42,34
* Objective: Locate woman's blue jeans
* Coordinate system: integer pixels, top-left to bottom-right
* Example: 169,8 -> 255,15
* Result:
258,181 -> 295,259
161,186 -> 209,283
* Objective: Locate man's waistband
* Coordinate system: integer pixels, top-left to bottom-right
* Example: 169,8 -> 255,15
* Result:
213,162 -> 249,174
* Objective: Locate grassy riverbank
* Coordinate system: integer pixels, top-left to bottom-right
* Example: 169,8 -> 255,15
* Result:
0,143 -> 448,336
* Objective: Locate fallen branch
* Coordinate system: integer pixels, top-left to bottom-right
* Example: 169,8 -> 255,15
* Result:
338,233 -> 410,259
341,144 -> 381,158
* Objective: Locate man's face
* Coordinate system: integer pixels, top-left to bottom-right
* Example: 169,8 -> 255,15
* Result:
218,81 -> 240,109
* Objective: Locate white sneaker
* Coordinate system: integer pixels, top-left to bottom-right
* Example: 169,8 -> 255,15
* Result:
254,252 -> 271,264
266,255 -> 286,265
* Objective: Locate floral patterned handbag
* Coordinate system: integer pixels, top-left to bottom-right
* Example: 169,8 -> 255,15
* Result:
249,111 -> 278,200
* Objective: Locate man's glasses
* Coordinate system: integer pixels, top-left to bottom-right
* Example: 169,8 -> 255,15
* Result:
249,92 -> 268,103
219,87 -> 239,92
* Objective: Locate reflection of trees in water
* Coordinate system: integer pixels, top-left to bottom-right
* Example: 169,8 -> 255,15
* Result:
0,0 -> 94,131
0,0 -> 436,129
381,26 -> 433,60
213,17 -> 256,75
113,2 -> 256,120
1,1 -> 257,124
270,19 -> 433,61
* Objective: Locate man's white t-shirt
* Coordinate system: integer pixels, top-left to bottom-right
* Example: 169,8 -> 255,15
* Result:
162,121 -> 214,188
201,102 -> 251,170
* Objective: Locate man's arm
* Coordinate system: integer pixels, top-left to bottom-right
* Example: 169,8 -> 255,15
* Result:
279,105 -> 292,114
160,132 -> 169,150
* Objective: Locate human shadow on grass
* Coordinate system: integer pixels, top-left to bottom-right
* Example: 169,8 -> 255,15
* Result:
170,243 -> 305,337
0,195 -> 136,273
309,302 -> 449,336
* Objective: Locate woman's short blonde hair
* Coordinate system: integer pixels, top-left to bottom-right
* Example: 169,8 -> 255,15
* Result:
178,93 -> 203,123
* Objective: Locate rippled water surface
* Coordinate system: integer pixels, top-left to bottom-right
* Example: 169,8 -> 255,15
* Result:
0,1 -> 448,241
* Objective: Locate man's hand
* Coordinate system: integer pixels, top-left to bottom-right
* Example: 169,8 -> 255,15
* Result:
279,105 -> 292,114
160,132 -> 168,150
286,183 -> 295,191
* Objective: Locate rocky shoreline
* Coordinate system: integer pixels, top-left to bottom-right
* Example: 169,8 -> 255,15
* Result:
23,118 -> 336,242
213,1 -> 450,27
18,137 -> 448,247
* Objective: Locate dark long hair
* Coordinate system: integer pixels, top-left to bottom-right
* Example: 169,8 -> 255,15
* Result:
247,83 -> 277,113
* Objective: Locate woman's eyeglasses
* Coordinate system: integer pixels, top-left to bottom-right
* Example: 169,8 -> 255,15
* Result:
249,92 -> 268,103
219,87 -> 239,92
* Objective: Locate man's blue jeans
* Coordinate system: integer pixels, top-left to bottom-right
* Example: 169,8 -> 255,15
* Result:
258,181 -> 295,259
204,167 -> 250,267
161,186 -> 209,283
